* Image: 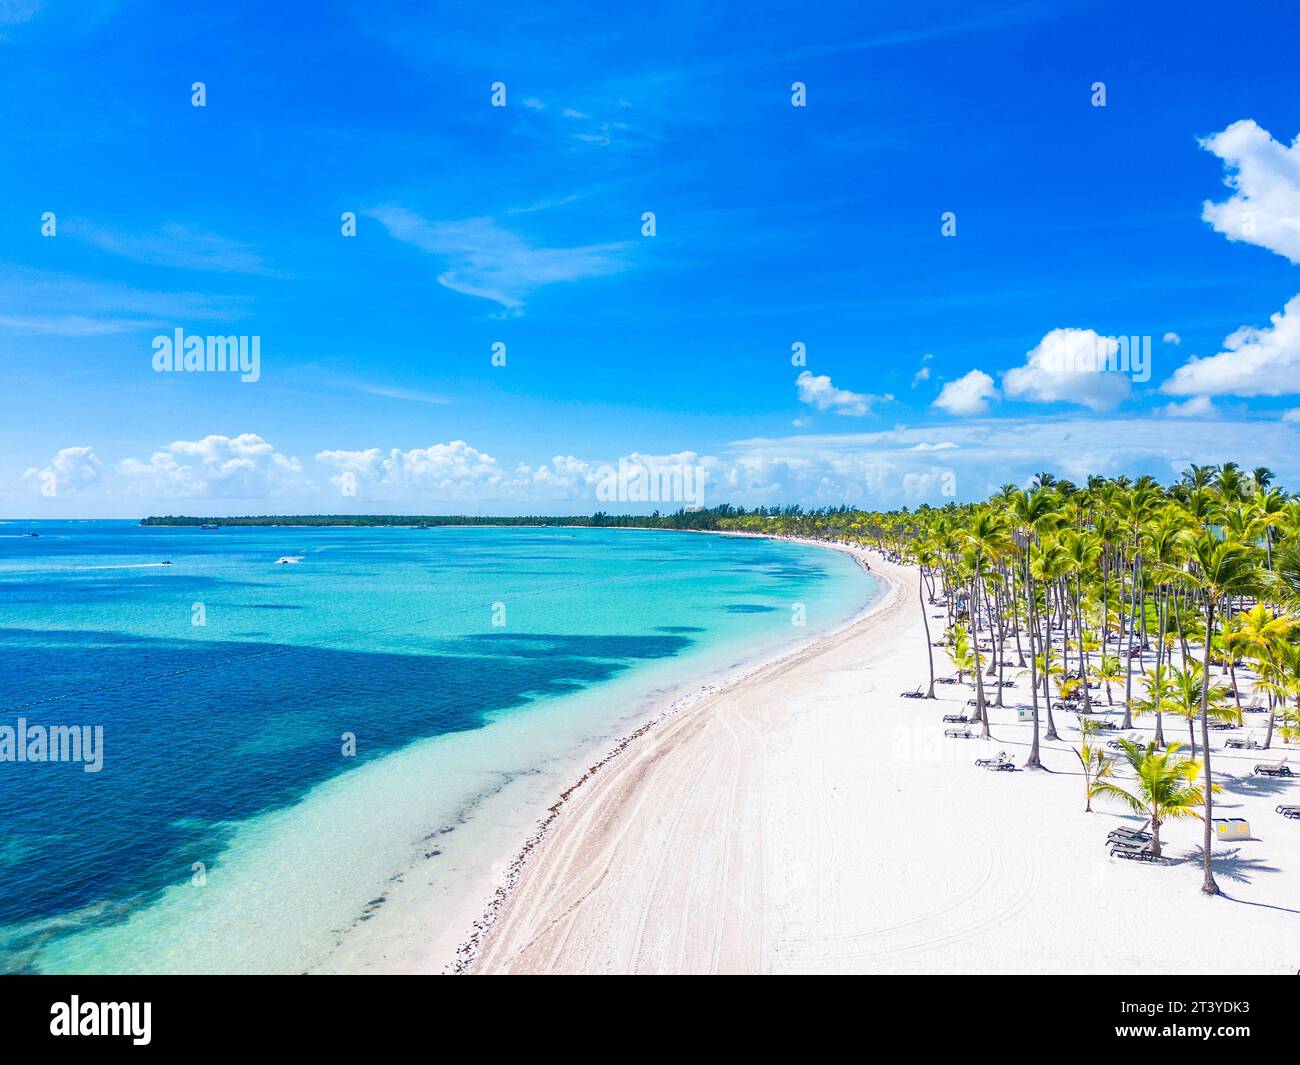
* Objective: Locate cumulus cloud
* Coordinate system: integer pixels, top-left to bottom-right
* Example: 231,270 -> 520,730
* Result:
117,434 -> 309,498
21,446 -> 101,495
1163,332 -> 1181,345
313,441 -> 712,505
795,370 -> 890,416
1162,294 -> 1300,396
723,415 -> 1300,508
1200,119 -> 1300,264
1002,328 -> 1134,410
932,369 -> 998,415
1161,395 -> 1216,418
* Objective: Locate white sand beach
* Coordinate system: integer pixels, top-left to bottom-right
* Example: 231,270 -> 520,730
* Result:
461,540 -> 1300,975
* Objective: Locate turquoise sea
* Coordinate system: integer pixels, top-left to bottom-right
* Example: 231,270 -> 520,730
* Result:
0,521 -> 875,973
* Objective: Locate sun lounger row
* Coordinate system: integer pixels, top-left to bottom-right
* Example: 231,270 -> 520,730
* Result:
1109,839 -> 1159,861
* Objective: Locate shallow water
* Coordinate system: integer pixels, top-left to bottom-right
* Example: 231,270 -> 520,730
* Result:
0,522 -> 874,972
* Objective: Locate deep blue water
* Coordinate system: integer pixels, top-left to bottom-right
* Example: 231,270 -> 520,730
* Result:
0,521 -> 872,971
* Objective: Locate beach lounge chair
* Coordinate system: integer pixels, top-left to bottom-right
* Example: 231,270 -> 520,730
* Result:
975,755 -> 1015,771
1107,822 -> 1152,844
1276,805 -> 1300,819
1225,737 -> 1260,750
942,712 -> 973,723
1208,721 -> 1235,731
1109,841 -> 1158,862
1254,758 -> 1292,777
944,728 -> 975,739
1243,705 -> 1267,714
900,687 -> 924,699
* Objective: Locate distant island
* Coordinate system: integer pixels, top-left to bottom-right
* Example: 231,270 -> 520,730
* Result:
138,506 -> 859,531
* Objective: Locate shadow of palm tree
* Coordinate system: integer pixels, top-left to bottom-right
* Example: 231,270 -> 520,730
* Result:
1185,845 -> 1281,884
1223,773 -> 1298,798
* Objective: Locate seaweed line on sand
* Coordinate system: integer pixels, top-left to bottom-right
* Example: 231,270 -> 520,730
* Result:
446,540 -> 890,974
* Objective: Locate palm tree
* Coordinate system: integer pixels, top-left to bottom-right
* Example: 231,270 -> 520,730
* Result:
960,507 -> 1012,738
1130,664 -> 1173,747
1010,488 -> 1059,768
1072,718 -> 1116,812
1166,662 -> 1234,756
1091,653 -> 1124,706
912,541 -> 941,698
1093,740 -> 1212,858
945,623 -> 975,683
1155,533 -> 1260,894
1233,603 -> 1294,743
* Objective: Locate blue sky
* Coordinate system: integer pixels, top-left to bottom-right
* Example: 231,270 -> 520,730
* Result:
4,0 -> 1300,516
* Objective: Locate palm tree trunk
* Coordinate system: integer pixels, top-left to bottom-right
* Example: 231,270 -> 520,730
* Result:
919,566 -> 936,698
1200,595 -> 1220,896
971,577 -> 990,739
1043,591 -> 1059,741
1025,553 -> 1042,768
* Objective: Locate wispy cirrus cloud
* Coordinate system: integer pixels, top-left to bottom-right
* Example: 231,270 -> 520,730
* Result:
368,206 -> 632,310
0,267 -> 249,336
72,221 -> 273,275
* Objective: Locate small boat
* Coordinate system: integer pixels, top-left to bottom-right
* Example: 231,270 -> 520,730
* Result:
274,556 -> 304,565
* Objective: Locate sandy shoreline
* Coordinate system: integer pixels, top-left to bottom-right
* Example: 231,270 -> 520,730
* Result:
437,534 -> 885,973
461,537 -> 1300,975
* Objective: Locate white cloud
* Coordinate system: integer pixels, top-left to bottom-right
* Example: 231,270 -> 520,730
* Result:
911,365 -> 931,386
21,446 -> 101,495
795,370 -> 890,416
368,206 -> 631,309
0,314 -> 157,336
1162,294 -> 1300,396
723,415 -> 1300,507
313,443 -> 710,504
1002,328 -> 1132,410
74,222 -> 270,275
1163,332 -> 1181,345
0,268 -> 244,337
1200,119 -> 1300,264
932,369 -> 998,415
117,434 -> 309,498
1284,408 -> 1300,424
1161,395 -> 1216,418
315,441 -> 517,499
